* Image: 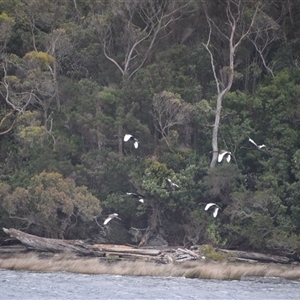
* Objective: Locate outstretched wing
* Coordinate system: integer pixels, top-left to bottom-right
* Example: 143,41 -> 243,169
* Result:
127,192 -> 144,200
103,217 -> 112,225
126,192 -> 137,197
128,194 -> 144,202
104,213 -> 119,225
166,178 -> 179,190
204,203 -> 216,211
124,134 -> 133,142
213,207 -> 220,218
218,152 -> 228,162
249,138 -> 258,147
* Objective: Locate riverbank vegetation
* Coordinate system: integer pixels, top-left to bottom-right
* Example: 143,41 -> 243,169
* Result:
1,252 -> 300,281
1,0 -> 300,260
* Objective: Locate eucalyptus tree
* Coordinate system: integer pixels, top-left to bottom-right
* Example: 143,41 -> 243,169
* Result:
96,0 -> 193,80
92,0 -> 194,154
12,0 -> 68,52
1,51 -> 57,127
152,91 -> 193,152
0,12 -> 15,53
0,12 -> 16,135
0,0 -> 70,134
200,0 -> 280,168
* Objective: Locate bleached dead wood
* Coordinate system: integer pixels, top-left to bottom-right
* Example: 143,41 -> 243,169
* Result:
92,245 -> 161,256
1,228 -> 294,264
218,248 -> 291,264
176,255 -> 195,262
104,252 -> 168,264
0,245 -> 27,253
234,257 -> 258,263
173,248 -> 199,262
176,248 -> 199,258
2,228 -> 104,256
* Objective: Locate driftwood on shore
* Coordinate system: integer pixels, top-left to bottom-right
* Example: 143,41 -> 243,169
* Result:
92,244 -> 161,256
1,228 -> 293,264
218,248 -> 291,264
2,228 -> 104,256
1,228 -> 202,263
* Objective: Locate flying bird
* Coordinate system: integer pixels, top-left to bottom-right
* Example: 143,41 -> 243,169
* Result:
124,134 -> 139,149
126,192 -> 144,203
166,178 -> 179,191
204,203 -> 221,218
249,138 -> 266,150
218,150 -> 232,163
103,213 -> 121,225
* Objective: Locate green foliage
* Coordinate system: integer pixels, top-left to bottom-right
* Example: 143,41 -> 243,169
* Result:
142,159 -> 170,198
201,244 -> 225,261
0,172 -> 101,238
204,164 -> 244,203
1,0 -> 300,255
24,51 -> 55,67
206,222 -> 227,248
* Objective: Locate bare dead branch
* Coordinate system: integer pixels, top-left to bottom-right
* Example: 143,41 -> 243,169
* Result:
201,0 -> 278,168
0,110 -> 16,135
98,0 -> 193,80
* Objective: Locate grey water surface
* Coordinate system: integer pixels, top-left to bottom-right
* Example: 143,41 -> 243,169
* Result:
0,268 -> 299,300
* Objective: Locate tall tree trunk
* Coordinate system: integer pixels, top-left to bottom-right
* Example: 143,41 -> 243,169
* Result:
210,91 -> 226,168
201,0 -> 275,168
54,62 -> 60,111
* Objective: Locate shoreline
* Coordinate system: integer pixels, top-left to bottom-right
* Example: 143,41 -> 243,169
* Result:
1,251 -> 300,281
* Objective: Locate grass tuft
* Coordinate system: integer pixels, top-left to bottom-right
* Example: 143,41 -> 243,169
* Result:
0,252 -> 300,281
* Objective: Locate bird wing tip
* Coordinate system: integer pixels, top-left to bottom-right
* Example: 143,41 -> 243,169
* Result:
124,134 -> 132,141
213,207 -> 219,217
103,218 -> 111,225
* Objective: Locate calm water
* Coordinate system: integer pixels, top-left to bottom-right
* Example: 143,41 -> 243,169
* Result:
0,269 -> 299,300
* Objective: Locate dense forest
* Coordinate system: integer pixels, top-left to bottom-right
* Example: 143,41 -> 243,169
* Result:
1,0 -> 300,257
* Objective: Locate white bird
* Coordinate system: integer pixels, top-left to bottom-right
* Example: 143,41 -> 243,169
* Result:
204,203 -> 221,218
249,138 -> 265,149
124,134 -> 139,149
218,150 -> 232,163
126,192 -> 144,203
166,178 -> 179,191
103,213 -> 121,225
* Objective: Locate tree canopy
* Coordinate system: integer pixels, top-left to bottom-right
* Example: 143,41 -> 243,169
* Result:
1,0 -> 300,257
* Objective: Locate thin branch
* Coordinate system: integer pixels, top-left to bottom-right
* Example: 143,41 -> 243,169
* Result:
202,26 -> 220,95
0,111 -> 16,135
100,0 -> 193,80
102,40 -> 125,76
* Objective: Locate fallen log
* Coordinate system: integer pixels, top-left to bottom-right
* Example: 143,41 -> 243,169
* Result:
92,244 -> 161,256
2,228 -> 294,264
0,245 -> 28,254
175,255 -> 197,262
2,228 -> 104,256
103,251 -> 166,263
176,248 -> 199,258
218,248 -> 291,264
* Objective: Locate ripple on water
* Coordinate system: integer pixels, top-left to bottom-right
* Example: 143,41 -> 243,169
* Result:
0,269 -> 299,300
